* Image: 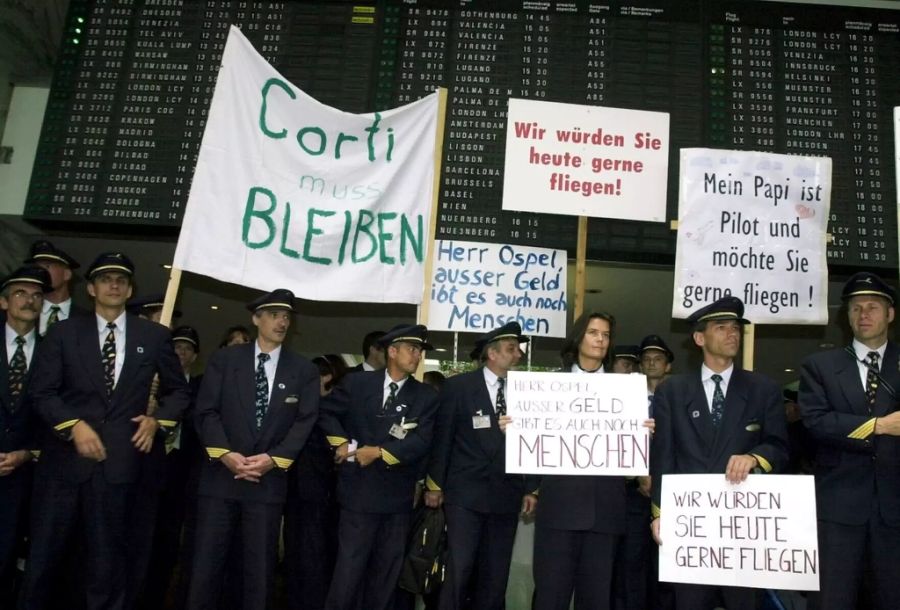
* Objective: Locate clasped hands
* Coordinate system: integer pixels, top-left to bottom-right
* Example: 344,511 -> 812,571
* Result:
334,442 -> 382,467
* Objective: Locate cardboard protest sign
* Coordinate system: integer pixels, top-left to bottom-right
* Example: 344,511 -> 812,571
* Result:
502,99 -> 669,222
673,149 -> 831,324
505,371 -> 649,476
659,474 -> 819,591
174,26 -> 439,304
428,240 -> 567,337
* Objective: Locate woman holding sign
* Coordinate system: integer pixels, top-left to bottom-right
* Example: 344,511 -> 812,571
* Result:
531,311 -> 627,610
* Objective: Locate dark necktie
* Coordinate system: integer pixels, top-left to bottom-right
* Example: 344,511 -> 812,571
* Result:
9,336 -> 28,402
710,374 -> 725,428
46,305 -> 61,331
383,381 -> 399,415
496,377 -> 507,416
865,351 -> 880,410
102,322 -> 117,396
255,353 -> 270,429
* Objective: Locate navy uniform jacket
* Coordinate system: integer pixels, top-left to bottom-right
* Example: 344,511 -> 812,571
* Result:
195,343 -> 319,504
426,368 -> 535,514
799,343 -> 900,526
320,370 -> 438,514
0,333 -> 39,456
650,368 -> 789,516
29,313 -> 191,484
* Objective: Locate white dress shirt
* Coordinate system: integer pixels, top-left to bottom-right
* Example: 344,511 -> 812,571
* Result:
851,339 -> 887,391
383,371 -> 408,406
701,363 -> 734,412
5,324 -> 37,368
254,342 -> 282,403
96,312 -> 127,386
40,298 -> 73,335
483,366 -> 505,411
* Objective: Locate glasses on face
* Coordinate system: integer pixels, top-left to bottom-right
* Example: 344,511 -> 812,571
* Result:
10,290 -> 44,302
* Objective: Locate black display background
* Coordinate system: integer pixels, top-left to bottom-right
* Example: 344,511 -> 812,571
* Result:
24,0 -> 899,270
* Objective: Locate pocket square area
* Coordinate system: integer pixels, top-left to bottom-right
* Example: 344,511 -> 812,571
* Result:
285,396 -> 299,404
745,423 -> 761,432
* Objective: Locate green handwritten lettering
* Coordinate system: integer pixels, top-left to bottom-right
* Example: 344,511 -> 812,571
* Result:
297,126 -> 326,156
400,214 -> 424,264
377,212 -> 397,264
352,210 -> 377,263
279,201 -> 300,259
242,187 -> 277,249
259,78 -> 295,139
304,208 -> 335,265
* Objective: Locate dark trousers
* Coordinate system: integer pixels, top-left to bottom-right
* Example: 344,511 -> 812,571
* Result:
20,471 -> 132,610
137,448 -> 191,610
126,484 -> 161,609
810,515 -> 900,610
283,497 -> 338,610
325,509 -> 411,610
0,471 -> 29,607
186,496 -> 282,610
438,504 -> 518,610
673,584 -> 759,610
533,526 -> 618,610
613,485 -> 652,610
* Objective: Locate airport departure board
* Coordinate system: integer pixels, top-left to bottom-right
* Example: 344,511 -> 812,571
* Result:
24,0 -> 900,269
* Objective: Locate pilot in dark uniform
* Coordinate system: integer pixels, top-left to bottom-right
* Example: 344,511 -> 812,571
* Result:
321,324 -> 439,610
187,289 -> 319,610
611,344 -> 640,374
21,252 -> 191,610
800,273 -> 900,610
425,322 -> 537,610
24,240 -> 90,336
0,266 -> 50,605
650,296 -> 788,610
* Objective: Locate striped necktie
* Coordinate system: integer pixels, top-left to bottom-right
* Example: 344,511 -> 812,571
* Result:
255,353 -> 270,429
9,336 -> 28,403
865,351 -> 880,411
102,323 -> 117,395
496,377 -> 507,416
710,374 -> 725,428
46,305 -> 61,330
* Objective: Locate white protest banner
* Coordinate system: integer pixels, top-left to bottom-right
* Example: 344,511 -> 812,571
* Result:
173,26 -> 439,304
659,474 -> 819,591
673,149 -> 831,324
428,240 -> 567,337
502,99 -> 670,222
505,371 -> 649,476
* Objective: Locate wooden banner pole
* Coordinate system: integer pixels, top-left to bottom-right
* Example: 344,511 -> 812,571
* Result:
159,267 -> 183,329
742,323 -> 755,371
417,87 -> 448,379
573,216 -> 588,320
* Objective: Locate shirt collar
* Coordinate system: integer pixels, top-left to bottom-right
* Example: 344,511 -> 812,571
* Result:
43,298 -> 71,315
701,363 -> 734,385
362,361 -> 376,372
483,365 -> 501,387
254,342 -> 282,362
6,324 -> 37,349
96,311 -> 126,334
852,339 -> 887,362
384,370 -> 408,391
